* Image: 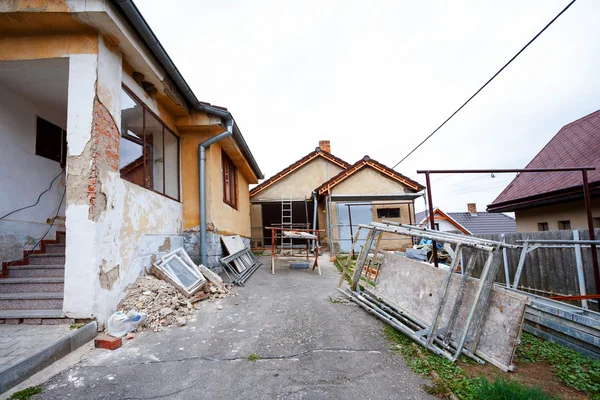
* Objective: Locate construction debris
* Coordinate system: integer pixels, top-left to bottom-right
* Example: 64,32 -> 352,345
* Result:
118,275 -> 237,332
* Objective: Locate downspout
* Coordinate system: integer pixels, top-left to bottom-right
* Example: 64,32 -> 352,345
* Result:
311,191 -> 319,253
198,119 -> 233,266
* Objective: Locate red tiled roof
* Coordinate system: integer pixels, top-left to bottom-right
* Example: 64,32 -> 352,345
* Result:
488,110 -> 600,211
249,149 -> 351,197
315,156 -> 425,195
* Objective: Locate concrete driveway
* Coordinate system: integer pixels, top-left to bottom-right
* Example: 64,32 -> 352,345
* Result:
37,256 -> 434,399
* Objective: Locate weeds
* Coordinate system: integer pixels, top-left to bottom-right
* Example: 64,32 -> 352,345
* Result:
245,353 -> 262,362
470,377 -> 558,400
9,387 -> 42,400
516,332 -> 600,398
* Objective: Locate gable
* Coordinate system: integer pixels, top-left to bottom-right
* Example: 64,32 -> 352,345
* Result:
331,167 -> 414,196
252,157 -> 345,200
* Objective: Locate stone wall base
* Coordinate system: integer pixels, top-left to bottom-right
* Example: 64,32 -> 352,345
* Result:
183,230 -> 250,273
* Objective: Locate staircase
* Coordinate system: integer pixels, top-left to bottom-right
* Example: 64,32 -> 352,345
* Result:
0,231 -> 71,325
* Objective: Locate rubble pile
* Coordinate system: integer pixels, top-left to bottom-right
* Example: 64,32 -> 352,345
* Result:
118,275 -> 237,332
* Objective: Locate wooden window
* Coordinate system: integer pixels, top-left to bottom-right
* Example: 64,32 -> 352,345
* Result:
558,220 -> 571,230
222,151 -> 237,209
119,86 -> 180,201
377,208 -> 400,219
537,222 -> 549,231
35,117 -> 66,164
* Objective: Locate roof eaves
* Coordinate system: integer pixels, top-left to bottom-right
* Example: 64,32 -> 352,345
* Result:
109,0 -> 264,179
250,149 -> 351,197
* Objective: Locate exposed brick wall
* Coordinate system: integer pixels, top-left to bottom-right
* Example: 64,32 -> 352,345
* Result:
88,99 -> 119,220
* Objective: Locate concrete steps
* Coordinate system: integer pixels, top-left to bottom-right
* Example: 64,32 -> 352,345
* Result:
43,244 -> 66,254
0,309 -> 73,325
0,292 -> 64,310
7,265 -> 65,278
0,278 -> 64,293
0,231 -> 68,324
26,254 -> 65,265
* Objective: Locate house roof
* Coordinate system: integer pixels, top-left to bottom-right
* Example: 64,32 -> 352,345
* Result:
249,148 -> 351,197
488,110 -> 600,212
315,156 -> 425,195
109,0 -> 263,179
415,209 -> 517,235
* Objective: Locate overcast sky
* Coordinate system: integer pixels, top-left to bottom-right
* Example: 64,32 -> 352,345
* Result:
137,0 -> 600,213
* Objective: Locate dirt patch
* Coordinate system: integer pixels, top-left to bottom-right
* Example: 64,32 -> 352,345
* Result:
460,360 -> 588,400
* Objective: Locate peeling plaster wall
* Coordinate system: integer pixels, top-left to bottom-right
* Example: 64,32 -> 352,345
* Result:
64,34 -> 183,323
0,82 -> 66,263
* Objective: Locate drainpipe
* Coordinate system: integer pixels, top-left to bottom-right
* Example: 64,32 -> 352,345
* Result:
311,191 -> 319,253
198,119 -> 233,266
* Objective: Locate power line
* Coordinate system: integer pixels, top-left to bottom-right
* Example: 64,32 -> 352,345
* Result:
392,0 -> 577,169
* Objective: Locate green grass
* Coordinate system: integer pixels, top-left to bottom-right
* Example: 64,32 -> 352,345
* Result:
333,255 -> 355,285
384,326 -> 559,400
471,377 -> 559,400
516,332 -> 600,398
9,387 -> 42,400
245,353 -> 262,362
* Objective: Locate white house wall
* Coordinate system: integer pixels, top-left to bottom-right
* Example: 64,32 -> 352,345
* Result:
0,80 -> 67,263
63,34 -> 183,324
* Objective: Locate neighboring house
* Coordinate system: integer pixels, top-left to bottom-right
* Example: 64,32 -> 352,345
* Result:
488,110 -> 600,232
415,204 -> 516,235
250,141 -> 424,252
0,1 -> 262,324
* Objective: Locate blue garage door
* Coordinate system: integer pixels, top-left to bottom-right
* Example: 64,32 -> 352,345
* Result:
336,203 -> 373,253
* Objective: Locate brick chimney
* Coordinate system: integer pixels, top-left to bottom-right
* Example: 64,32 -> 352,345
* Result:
319,140 -> 331,153
467,203 -> 477,216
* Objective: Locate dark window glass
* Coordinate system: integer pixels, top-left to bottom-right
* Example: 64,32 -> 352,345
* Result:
558,220 -> 571,230
35,117 -> 66,164
537,222 -> 549,231
222,151 -> 237,208
119,86 -> 180,201
377,208 -> 401,219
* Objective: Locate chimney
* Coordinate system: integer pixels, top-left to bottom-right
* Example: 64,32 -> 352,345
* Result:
319,140 -> 331,153
467,203 -> 477,216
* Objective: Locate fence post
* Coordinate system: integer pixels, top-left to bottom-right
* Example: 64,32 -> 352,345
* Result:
501,233 -> 510,286
573,230 -> 589,310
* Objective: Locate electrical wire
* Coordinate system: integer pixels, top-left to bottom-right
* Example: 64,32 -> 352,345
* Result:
392,0 -> 577,169
0,168 -> 65,221
6,186 -> 66,267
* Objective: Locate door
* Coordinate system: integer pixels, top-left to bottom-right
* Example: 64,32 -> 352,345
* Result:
336,202 -> 372,253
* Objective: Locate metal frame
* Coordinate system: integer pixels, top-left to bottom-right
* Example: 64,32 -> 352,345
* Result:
219,248 -> 261,286
339,221 -> 518,370
417,167 -> 599,294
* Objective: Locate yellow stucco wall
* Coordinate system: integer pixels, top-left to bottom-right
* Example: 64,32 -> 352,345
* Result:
331,167 -> 412,195
514,198 -> 600,232
181,133 -> 251,238
0,32 -> 98,61
252,157 -> 345,200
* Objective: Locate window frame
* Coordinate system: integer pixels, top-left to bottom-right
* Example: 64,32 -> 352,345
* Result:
222,150 -> 238,209
558,220 -> 571,230
35,116 -> 66,164
537,222 -> 549,232
120,85 -> 181,202
376,208 -> 401,219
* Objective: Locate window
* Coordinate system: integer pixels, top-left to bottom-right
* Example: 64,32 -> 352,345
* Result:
222,150 -> 237,208
594,218 -> 600,229
538,222 -> 549,231
377,208 -> 401,219
35,117 -> 66,164
558,220 -> 571,230
434,223 -> 440,231
119,86 -> 180,201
